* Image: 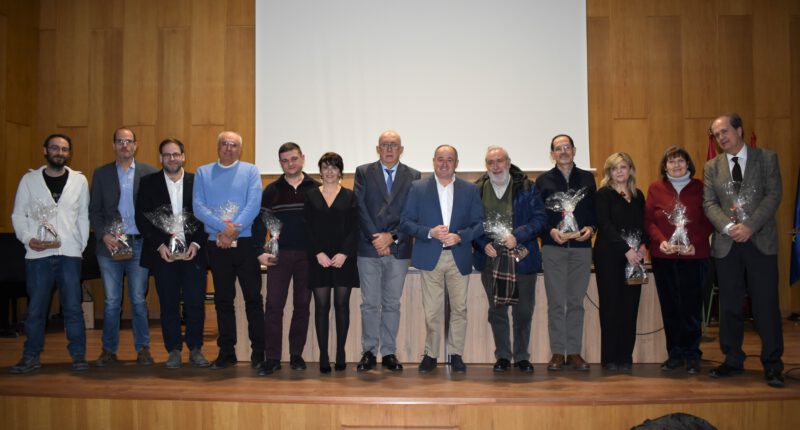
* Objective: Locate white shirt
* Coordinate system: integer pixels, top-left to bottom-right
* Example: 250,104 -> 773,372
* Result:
436,177 -> 455,228
726,145 -> 747,179
164,169 -> 185,241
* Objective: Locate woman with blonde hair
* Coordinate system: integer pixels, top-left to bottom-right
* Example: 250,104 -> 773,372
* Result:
594,152 -> 648,371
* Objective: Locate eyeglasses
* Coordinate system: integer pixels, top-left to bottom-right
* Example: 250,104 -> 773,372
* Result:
46,145 -> 70,153
219,140 -> 241,148
552,145 -> 574,153
161,152 -> 183,160
379,143 -> 400,150
114,139 -> 135,146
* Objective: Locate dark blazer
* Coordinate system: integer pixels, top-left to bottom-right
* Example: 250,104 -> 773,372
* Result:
354,161 -> 421,259
89,160 -> 158,258
702,147 -> 781,258
134,170 -> 207,270
400,176 -> 484,275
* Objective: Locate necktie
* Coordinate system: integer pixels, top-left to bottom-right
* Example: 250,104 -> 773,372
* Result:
731,156 -> 743,182
385,169 -> 394,193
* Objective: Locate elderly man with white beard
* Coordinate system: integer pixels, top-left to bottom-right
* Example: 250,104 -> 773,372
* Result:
472,146 -> 546,374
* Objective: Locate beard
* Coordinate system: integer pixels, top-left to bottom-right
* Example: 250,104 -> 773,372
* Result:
163,164 -> 183,175
489,169 -> 510,186
46,154 -> 67,169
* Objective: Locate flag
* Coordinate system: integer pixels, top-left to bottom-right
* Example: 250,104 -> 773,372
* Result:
706,134 -> 716,160
791,169 -> 800,285
750,131 -> 757,148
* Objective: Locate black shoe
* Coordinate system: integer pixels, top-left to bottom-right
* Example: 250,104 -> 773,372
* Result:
210,353 -> 238,370
708,363 -> 744,379
72,355 -> 90,372
515,360 -> 534,373
381,354 -> 403,371
251,350 -> 265,369
605,362 -> 618,371
660,358 -> 684,371
290,354 -> 306,370
258,358 -> 281,376
418,355 -> 437,373
334,362 -> 347,371
449,354 -> 466,373
619,362 -> 632,371
320,360 -> 332,374
493,358 -> 511,372
9,356 -> 41,374
765,369 -> 785,388
686,360 -> 701,375
357,351 -> 377,371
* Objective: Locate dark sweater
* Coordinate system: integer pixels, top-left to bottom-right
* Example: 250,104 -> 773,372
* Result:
535,164 -> 597,248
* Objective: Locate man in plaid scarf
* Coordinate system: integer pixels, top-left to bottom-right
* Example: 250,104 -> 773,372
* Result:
472,146 -> 547,374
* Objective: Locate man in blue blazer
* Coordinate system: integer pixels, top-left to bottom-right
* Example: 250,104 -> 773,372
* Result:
89,127 -> 157,367
400,145 -> 484,373
703,113 -> 784,388
354,130 -> 421,372
135,138 -> 209,369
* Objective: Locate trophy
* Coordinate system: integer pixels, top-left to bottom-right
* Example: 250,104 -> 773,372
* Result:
145,205 -> 197,260
30,199 -> 61,249
483,212 -> 528,263
621,229 -> 647,285
545,187 -> 587,240
216,201 -> 240,248
107,218 -> 133,260
261,209 -> 282,263
665,200 -> 691,254
722,181 -> 755,224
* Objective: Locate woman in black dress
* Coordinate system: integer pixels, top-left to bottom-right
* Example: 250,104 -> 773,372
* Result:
594,152 -> 648,371
304,152 -> 359,373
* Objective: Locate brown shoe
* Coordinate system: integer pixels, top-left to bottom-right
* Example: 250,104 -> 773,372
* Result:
137,346 -> 154,366
547,354 -> 565,371
567,354 -> 590,371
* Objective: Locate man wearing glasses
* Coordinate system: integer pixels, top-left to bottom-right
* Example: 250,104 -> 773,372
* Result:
10,134 -> 90,373
353,130 -> 420,372
89,127 -> 157,367
135,138 -> 210,369
193,131 -> 264,370
535,134 -> 596,372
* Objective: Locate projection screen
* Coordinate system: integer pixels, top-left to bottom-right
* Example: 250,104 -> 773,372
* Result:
255,0 -> 589,173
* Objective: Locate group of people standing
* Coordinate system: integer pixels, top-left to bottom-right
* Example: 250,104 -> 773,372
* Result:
9,113 -> 785,388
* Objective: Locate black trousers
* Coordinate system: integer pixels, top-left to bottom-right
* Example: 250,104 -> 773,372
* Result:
207,237 -> 264,356
652,258 -> 707,362
152,258 -> 207,352
595,254 -> 641,366
715,241 -> 783,371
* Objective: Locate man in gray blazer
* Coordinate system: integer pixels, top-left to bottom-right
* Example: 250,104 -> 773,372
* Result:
89,127 -> 158,367
354,130 -> 420,371
703,113 -> 784,388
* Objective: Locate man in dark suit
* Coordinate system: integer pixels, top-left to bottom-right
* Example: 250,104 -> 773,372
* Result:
703,113 -> 784,388
400,145 -> 484,373
135,138 -> 210,369
89,127 -> 158,367
353,130 -> 421,372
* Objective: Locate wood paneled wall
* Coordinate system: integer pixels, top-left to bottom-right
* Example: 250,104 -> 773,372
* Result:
1,0 -> 798,308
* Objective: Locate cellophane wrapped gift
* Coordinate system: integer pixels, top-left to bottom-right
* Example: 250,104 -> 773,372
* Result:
216,201 -> 240,248
145,204 -> 198,260
545,187 -> 587,240
30,199 -> 61,249
107,218 -> 133,260
621,229 -> 647,285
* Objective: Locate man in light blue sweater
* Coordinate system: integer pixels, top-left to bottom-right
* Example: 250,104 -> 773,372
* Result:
193,131 -> 264,370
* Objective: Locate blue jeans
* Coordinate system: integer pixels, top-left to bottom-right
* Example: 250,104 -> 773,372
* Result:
97,238 -> 150,352
23,256 -> 86,359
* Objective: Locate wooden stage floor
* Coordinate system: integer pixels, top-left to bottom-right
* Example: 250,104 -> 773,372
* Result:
1,320 -> 799,429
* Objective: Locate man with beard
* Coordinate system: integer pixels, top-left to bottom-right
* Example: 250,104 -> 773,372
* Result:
255,142 -> 320,375
535,134 -> 596,371
472,146 -> 546,373
400,145 -> 484,373
10,134 -> 90,373
135,138 -> 210,368
90,128 -> 158,367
